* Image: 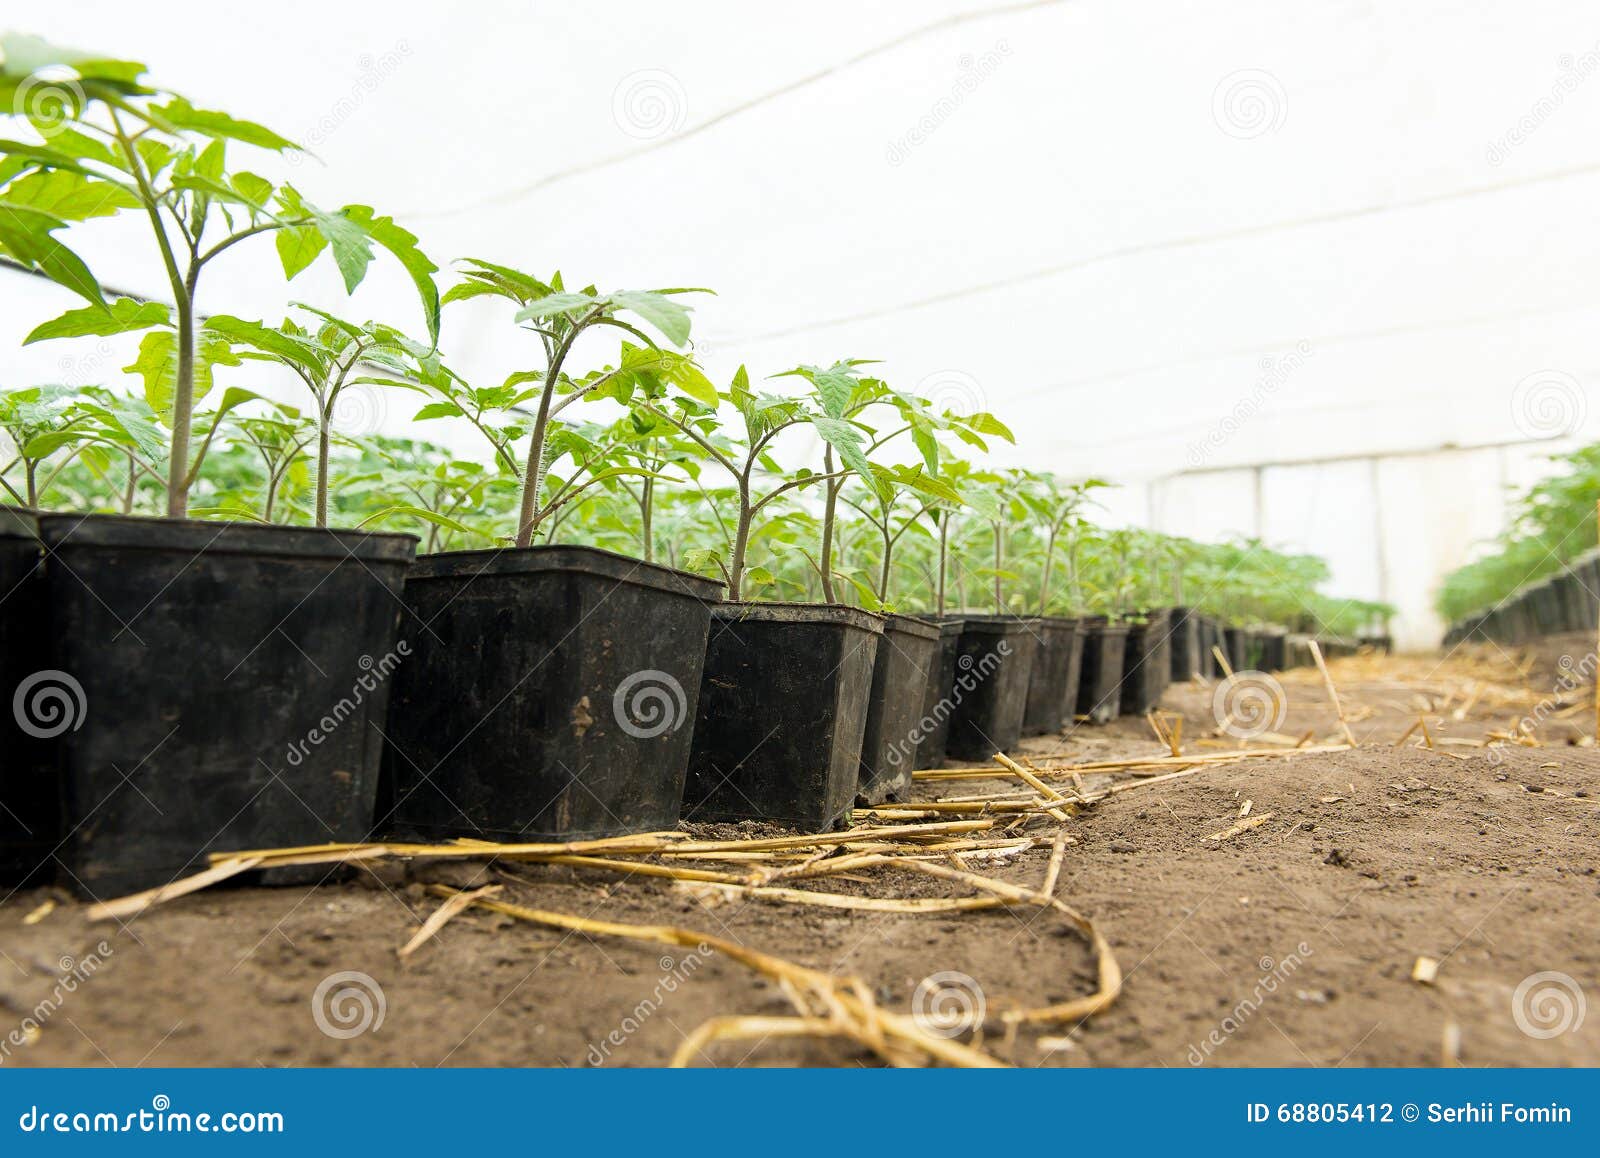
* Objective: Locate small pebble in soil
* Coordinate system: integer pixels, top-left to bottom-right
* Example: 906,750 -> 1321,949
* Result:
1109,839 -> 1137,853
1324,848 -> 1350,868
1525,784 -> 1544,793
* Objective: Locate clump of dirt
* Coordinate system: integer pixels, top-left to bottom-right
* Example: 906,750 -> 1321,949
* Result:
1,647 -> 1596,1067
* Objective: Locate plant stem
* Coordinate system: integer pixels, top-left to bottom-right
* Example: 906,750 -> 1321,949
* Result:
819,447 -> 838,602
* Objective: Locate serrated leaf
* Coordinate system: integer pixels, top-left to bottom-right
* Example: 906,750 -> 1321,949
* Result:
154,97 -> 298,152
25,297 -> 167,344
341,205 -> 440,344
275,223 -> 327,280
0,169 -> 138,221
609,290 -> 692,347
124,330 -> 241,420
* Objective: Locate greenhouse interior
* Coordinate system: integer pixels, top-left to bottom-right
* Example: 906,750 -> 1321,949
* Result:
0,0 -> 1596,1117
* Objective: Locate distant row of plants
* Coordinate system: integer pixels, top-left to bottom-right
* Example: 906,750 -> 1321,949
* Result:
1436,443 -> 1600,622
0,32 -> 1381,630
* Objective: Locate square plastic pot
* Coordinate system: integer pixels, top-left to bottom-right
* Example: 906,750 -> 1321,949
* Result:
1022,616 -> 1083,736
940,615 -> 1038,760
37,514 -> 415,897
1076,618 -> 1129,724
683,604 -> 881,831
1119,609 -> 1171,716
381,545 -> 721,842
856,613 -> 940,805
0,507 -> 52,886
913,618 -> 966,769
1168,606 -> 1202,683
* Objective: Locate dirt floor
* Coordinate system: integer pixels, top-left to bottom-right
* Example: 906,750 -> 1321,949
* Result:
3,639 -> 1599,1068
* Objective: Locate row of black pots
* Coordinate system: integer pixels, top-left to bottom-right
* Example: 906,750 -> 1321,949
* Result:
0,506 -> 1344,897
1443,549 -> 1600,648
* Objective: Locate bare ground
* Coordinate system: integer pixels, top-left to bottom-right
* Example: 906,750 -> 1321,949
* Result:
2,641 -> 1598,1068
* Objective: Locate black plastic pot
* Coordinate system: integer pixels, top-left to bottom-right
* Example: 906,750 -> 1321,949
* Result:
1223,625 -> 1248,672
1119,609 -> 1170,716
1168,606 -> 1202,683
684,604 -> 881,831
1196,615 -> 1222,677
38,514 -> 416,897
382,546 -> 720,842
942,616 -> 1038,760
857,614 -> 940,805
913,618 -> 965,769
1076,617 -> 1129,724
1258,626 -> 1288,672
1022,617 -> 1083,736
0,508 -> 52,886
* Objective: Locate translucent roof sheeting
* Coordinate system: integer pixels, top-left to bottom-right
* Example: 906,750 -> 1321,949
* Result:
5,0 -> 1600,648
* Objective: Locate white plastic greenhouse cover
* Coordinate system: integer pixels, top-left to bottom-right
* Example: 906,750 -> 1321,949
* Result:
5,0 -> 1600,650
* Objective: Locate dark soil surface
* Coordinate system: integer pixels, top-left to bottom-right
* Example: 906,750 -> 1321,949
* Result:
3,643 -> 1597,1068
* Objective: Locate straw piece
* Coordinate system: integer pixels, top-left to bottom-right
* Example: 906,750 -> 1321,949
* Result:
87,855 -> 265,922
398,883 -> 501,958
1204,813 -> 1274,843
1310,640 -> 1358,747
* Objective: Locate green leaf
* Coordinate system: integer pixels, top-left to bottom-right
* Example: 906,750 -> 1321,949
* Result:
0,169 -> 138,220
275,223 -> 327,280
341,205 -> 440,344
124,330 -> 241,421
309,209 -> 373,292
514,291 -> 596,323
0,205 -> 102,305
153,97 -> 299,152
610,290 -> 692,347
202,315 -> 325,374
965,411 -> 1015,442
25,297 -> 168,344
811,366 -> 855,418
809,414 -> 879,496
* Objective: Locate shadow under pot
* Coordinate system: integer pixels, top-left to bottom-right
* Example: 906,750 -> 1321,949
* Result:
857,614 -> 940,806
1022,616 -> 1083,736
941,615 -> 1038,761
1075,617 -> 1129,724
682,603 -> 881,832
913,618 -> 966,770
0,507 -> 53,887
1119,608 -> 1170,716
380,546 -> 722,843
36,514 -> 416,898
